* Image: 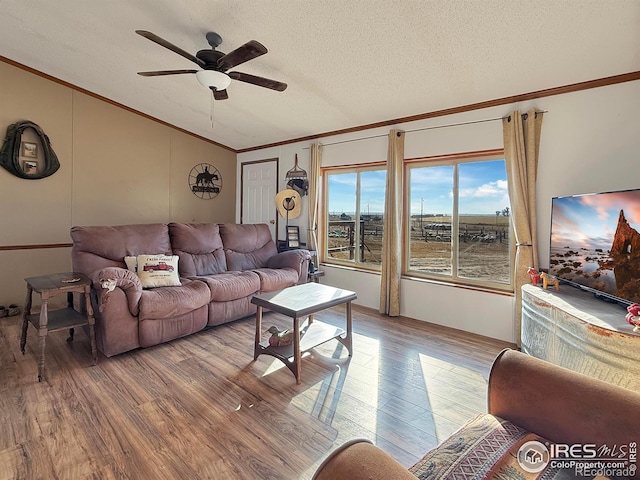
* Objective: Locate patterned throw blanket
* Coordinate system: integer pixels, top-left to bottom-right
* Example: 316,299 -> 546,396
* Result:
409,414 -> 603,480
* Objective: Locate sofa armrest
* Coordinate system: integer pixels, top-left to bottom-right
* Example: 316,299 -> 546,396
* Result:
91,267 -> 142,316
488,348 -> 640,447
312,439 -> 416,480
267,249 -> 311,283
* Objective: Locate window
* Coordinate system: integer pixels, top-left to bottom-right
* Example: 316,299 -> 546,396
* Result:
324,165 -> 386,270
406,152 -> 512,289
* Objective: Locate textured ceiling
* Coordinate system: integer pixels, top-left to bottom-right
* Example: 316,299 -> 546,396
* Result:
0,1 -> 638,151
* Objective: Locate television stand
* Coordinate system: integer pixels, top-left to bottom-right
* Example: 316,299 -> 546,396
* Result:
521,284 -> 639,391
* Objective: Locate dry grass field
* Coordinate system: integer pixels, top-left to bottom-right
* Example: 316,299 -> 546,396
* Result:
327,215 -> 511,281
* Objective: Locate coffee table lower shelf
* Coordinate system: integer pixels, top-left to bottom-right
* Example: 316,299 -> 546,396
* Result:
257,320 -> 346,358
251,282 -> 356,384
255,320 -> 349,382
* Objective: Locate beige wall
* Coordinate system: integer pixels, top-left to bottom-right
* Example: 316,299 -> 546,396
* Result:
0,61 -> 236,306
239,80 -> 640,343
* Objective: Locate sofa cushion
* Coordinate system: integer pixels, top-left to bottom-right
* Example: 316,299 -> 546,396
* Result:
253,267 -> 299,292
71,223 -> 172,275
139,305 -> 208,348
169,222 -> 227,276
138,278 -> 210,320
195,271 -> 260,302
206,297 -> 256,327
219,223 -> 278,271
409,414 -> 573,479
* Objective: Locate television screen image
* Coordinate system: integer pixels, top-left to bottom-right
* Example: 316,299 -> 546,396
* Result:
549,188 -> 640,305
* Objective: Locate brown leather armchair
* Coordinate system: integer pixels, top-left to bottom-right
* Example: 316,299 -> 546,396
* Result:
313,349 -> 640,479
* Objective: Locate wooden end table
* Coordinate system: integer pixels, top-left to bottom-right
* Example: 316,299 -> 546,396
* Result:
251,282 -> 356,384
20,272 -> 97,382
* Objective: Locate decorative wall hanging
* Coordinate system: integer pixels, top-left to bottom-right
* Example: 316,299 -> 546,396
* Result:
274,188 -> 301,233
188,163 -> 222,199
0,121 -> 60,179
285,154 -> 308,196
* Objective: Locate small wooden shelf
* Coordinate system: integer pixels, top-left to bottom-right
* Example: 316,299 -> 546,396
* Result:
26,307 -> 91,333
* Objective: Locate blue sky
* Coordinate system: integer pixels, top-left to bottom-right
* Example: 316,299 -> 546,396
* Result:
551,189 -> 640,250
327,160 -> 510,215
328,170 -> 387,215
410,160 -> 509,216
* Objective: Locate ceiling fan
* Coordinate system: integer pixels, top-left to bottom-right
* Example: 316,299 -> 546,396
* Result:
135,30 -> 287,100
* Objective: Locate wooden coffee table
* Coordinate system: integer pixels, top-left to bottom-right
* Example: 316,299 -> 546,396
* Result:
251,282 -> 356,384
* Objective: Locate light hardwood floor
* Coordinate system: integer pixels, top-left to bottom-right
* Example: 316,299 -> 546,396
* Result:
0,305 -> 513,479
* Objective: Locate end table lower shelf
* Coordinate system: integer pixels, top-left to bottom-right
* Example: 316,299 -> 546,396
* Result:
24,307 -> 91,335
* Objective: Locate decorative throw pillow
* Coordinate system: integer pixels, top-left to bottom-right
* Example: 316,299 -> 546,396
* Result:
135,254 -> 181,288
124,255 -> 138,273
124,254 -> 167,274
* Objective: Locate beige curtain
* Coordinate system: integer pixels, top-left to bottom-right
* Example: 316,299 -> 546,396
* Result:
307,143 -> 322,252
379,129 -> 405,316
503,108 -> 544,346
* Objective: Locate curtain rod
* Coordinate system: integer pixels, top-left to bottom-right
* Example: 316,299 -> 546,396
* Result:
302,111 -> 547,150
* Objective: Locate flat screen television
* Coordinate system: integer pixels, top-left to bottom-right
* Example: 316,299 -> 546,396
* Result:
549,188 -> 640,306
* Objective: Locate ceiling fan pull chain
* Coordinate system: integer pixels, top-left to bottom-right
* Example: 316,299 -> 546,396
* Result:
210,92 -> 215,128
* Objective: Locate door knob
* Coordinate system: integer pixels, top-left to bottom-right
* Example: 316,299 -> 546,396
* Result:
269,219 -> 275,224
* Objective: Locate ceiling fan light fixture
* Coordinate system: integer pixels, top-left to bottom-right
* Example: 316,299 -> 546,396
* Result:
196,70 -> 231,90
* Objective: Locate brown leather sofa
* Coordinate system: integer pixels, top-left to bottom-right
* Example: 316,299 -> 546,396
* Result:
71,222 -> 309,357
313,349 -> 640,479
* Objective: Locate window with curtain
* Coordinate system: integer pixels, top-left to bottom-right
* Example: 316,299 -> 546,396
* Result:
324,164 -> 386,270
405,151 -> 513,290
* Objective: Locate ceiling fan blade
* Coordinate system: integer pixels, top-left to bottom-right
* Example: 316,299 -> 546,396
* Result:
136,30 -> 205,67
211,87 -> 229,100
228,71 -> 287,91
218,40 -> 267,71
137,69 -> 198,77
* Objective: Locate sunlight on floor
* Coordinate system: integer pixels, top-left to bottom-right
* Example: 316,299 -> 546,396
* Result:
418,352 -> 488,440
292,332 -> 380,432
260,350 -> 317,378
261,360 -> 285,376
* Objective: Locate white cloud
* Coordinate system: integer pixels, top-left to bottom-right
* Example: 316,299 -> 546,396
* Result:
459,180 -> 508,198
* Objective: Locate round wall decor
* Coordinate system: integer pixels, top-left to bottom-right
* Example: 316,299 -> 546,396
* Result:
188,163 -> 222,199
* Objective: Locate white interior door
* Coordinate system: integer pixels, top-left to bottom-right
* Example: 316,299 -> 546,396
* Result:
241,159 -> 278,241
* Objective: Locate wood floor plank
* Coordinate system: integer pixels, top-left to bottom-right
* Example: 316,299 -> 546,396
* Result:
0,304 -> 513,479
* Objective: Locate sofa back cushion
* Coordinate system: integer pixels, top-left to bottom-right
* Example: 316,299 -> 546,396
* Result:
71,223 -> 172,275
219,223 -> 278,271
168,222 -> 227,277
